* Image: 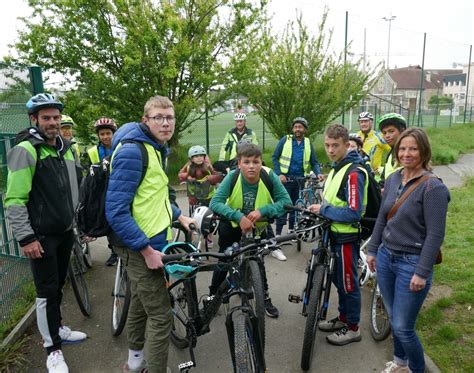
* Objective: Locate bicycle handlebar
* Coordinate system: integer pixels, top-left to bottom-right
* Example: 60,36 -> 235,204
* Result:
284,204 -> 327,221
162,232 -> 297,265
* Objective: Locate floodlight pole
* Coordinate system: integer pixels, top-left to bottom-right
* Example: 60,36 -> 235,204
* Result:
382,14 -> 396,70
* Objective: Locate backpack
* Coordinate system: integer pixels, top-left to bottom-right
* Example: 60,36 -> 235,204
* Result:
337,162 -> 382,240
76,140 -> 148,237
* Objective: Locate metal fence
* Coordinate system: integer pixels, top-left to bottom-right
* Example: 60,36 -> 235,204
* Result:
0,63 -> 33,330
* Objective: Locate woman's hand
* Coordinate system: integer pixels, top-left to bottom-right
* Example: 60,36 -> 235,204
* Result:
366,254 -> 376,273
410,274 -> 427,292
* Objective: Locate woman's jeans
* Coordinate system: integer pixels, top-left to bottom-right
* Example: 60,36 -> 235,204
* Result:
376,245 -> 433,373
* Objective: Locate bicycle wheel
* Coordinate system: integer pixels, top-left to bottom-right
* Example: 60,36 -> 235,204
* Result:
246,260 -> 266,351
111,258 -> 131,336
169,278 -> 197,349
301,264 -> 325,371
233,312 -> 264,373
81,240 -> 93,269
295,199 -> 306,252
69,242 -> 91,316
369,280 -> 391,341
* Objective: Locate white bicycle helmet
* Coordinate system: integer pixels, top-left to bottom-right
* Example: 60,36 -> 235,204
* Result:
234,112 -> 247,121
188,145 -> 207,159
192,206 -> 217,236
358,112 -> 374,121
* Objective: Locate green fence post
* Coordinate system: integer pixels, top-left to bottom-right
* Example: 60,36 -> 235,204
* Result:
29,65 -> 44,95
262,118 -> 265,152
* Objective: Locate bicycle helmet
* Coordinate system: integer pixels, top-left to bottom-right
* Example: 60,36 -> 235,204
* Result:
192,206 -> 217,236
378,113 -> 407,132
94,117 -> 117,133
292,117 -> 309,130
162,241 -> 199,280
26,93 -> 64,115
61,115 -> 75,127
348,133 -> 364,149
234,112 -> 247,121
188,145 -> 207,159
358,112 -> 374,121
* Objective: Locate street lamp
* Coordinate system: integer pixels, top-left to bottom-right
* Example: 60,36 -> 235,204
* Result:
382,14 -> 396,70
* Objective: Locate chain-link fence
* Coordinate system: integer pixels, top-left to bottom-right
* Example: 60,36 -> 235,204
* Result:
0,63 -> 33,331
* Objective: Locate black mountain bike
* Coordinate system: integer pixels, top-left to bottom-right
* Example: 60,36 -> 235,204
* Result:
285,205 -> 336,371
163,233 -> 296,373
69,224 -> 91,316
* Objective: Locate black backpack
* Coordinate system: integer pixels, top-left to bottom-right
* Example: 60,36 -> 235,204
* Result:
337,162 -> 382,240
76,140 -> 148,237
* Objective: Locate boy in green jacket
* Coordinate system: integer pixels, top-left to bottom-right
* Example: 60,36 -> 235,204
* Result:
209,143 -> 292,318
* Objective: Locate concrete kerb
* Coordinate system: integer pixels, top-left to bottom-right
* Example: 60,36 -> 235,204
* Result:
0,304 -> 36,349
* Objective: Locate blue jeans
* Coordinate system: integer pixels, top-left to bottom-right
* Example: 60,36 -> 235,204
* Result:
276,179 -> 299,234
376,245 -> 433,373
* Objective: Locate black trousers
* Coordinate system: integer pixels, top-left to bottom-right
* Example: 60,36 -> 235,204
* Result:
30,230 -> 74,354
209,220 -> 269,296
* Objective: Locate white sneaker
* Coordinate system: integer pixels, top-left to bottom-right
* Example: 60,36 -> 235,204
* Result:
381,361 -> 409,373
59,326 -> 87,344
271,248 -> 287,261
47,350 -> 69,373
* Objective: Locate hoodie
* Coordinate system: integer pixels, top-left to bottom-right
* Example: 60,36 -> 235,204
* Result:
5,127 -> 78,246
105,122 -> 181,251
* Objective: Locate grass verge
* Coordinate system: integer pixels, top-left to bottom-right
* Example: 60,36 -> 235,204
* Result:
417,177 -> 474,372
426,124 -> 474,165
0,281 -> 35,340
0,336 -> 31,372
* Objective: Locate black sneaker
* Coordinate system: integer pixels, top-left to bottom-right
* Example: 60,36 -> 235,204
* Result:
106,252 -> 118,266
265,298 -> 279,318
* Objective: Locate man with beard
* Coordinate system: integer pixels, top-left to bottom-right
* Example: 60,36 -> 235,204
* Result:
271,117 -> 323,260
5,93 -> 87,373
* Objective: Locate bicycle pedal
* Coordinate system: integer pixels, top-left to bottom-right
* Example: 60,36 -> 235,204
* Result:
288,294 -> 302,303
178,361 -> 195,372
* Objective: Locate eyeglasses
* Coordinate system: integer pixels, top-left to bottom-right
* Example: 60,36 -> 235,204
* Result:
147,115 -> 176,125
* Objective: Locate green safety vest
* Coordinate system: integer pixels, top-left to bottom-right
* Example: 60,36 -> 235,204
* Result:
112,142 -> 172,240
227,166 -> 273,233
383,152 -> 402,180
87,146 -> 100,164
279,136 -> 312,175
323,163 -> 368,234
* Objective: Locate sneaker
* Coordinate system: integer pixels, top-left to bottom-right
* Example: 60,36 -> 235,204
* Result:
123,359 -> 148,373
106,252 -> 118,266
271,248 -> 287,261
47,350 -> 69,373
381,361 -> 409,373
264,298 -> 279,318
318,316 -> 347,332
206,236 -> 213,248
59,326 -> 87,344
326,326 -> 361,346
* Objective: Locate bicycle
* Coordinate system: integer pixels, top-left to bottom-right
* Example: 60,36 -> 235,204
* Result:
286,175 -> 324,252
163,232 -> 296,373
285,205 -> 338,371
357,237 -> 391,341
68,227 -> 92,317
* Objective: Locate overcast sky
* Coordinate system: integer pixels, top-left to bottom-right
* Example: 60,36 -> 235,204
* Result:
1,0 -> 473,70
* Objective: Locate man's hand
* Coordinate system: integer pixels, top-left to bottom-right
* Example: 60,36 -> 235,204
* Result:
239,216 -> 254,233
178,214 -> 196,232
308,204 -> 321,214
317,174 -> 326,183
410,274 -> 427,292
279,175 -> 287,183
141,245 -> 165,269
246,210 -> 262,223
187,176 -> 196,181
366,255 -> 376,273
22,240 -> 44,259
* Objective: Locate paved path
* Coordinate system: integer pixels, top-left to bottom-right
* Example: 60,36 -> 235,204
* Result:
23,154 -> 474,372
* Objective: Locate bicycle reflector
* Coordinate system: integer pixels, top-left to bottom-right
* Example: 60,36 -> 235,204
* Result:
162,242 -> 199,280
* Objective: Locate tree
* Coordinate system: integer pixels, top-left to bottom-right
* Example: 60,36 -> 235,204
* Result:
428,95 -> 453,107
240,11 -> 374,139
9,0 -> 269,145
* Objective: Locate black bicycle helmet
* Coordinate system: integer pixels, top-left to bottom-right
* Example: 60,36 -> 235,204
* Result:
26,93 -> 64,115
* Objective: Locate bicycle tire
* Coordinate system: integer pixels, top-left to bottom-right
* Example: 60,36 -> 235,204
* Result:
295,199 -> 306,252
82,240 -> 93,269
301,264 -> 325,371
69,242 -> 91,316
247,260 -> 266,351
369,280 -> 391,341
233,312 -> 264,373
111,259 -> 131,336
169,278 -> 197,349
